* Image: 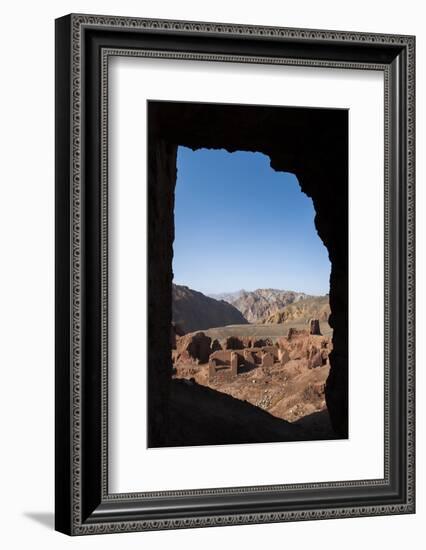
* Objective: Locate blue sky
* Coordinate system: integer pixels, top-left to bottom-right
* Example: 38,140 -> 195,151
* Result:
172,147 -> 331,296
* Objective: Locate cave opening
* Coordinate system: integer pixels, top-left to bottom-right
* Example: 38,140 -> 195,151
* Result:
172,146 -> 331,306
147,100 -> 348,447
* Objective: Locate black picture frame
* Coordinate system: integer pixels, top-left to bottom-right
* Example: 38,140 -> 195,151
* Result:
55,14 -> 415,535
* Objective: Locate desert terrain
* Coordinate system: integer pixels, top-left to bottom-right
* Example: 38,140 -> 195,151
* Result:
201,320 -> 332,341
169,285 -> 336,444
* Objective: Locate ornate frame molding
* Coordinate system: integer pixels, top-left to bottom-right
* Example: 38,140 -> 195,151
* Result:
55,14 -> 415,535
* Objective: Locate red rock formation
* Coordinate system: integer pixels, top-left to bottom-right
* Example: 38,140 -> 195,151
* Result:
175,332 -> 212,364
287,328 -> 309,340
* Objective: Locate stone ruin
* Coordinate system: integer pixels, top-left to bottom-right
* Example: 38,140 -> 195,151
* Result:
173,331 -> 212,365
208,346 -> 282,380
287,318 -> 321,339
208,350 -> 238,379
278,328 -> 330,370
309,318 -> 322,336
173,319 -> 331,382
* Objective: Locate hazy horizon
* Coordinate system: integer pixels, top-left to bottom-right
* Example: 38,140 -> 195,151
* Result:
173,147 -> 331,296
174,286 -> 329,298
209,289 -> 329,297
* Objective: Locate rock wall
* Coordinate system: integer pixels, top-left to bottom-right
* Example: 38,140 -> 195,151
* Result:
148,101 -> 348,443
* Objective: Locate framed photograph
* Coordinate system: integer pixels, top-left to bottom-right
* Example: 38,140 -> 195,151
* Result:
55,14 -> 415,535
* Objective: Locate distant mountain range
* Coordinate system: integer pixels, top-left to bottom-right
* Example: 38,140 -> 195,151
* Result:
211,288 -> 312,323
172,284 -> 248,334
208,290 -> 245,303
173,285 -> 329,333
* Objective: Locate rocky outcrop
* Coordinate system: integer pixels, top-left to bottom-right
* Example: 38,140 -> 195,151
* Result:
287,328 -> 309,340
308,351 -> 325,369
263,295 -> 330,324
222,288 -> 310,323
175,332 -> 212,364
276,332 -> 332,366
172,284 -> 248,334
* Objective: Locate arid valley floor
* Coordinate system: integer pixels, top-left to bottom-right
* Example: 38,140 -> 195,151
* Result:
166,285 -> 338,445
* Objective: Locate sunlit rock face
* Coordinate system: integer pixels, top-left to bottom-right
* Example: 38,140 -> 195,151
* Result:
148,102 -> 348,444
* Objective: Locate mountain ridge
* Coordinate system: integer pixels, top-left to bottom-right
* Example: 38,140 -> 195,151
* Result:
262,295 -> 330,324
213,288 -> 316,323
172,284 -> 248,334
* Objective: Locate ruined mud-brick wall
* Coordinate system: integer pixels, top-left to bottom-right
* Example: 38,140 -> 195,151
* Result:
148,102 -> 348,442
